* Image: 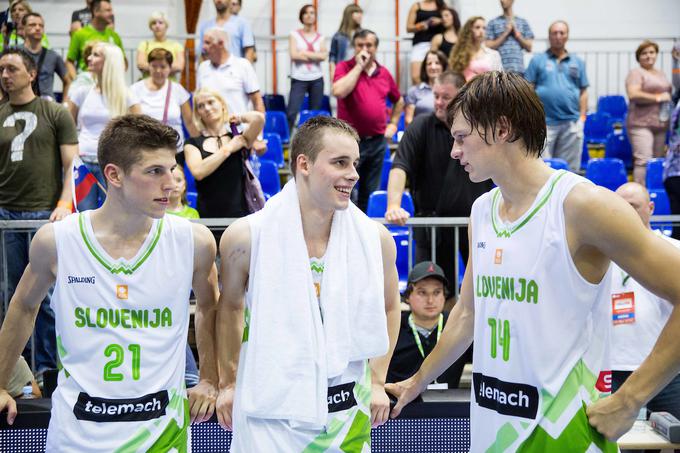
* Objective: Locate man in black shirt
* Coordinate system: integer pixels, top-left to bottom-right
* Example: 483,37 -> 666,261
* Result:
387,261 -> 471,388
386,71 -> 492,297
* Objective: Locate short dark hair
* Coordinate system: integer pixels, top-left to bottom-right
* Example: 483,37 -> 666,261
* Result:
98,114 -> 179,173
290,116 -> 359,178
447,71 -> 546,156
419,50 -> 448,85
0,47 -> 37,74
298,4 -> 314,23
147,48 -> 173,66
436,70 -> 465,89
21,11 -> 42,26
352,28 -> 379,48
91,0 -> 111,13
635,40 -> 659,62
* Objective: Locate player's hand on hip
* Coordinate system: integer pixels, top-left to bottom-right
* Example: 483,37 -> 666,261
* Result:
586,392 -> 639,441
188,380 -> 217,425
384,206 -> 410,226
385,374 -> 425,419
0,389 -> 18,425
370,383 -> 391,428
215,386 -> 235,431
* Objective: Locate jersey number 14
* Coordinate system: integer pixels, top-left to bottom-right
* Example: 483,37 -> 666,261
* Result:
487,318 -> 510,361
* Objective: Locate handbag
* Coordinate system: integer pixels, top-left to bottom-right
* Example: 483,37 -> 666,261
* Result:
231,123 -> 265,213
161,81 -> 172,124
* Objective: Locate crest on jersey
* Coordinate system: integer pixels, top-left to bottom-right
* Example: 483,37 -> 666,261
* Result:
116,285 -> 128,300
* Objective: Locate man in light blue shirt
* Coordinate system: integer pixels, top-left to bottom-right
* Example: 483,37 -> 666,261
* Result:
485,0 -> 533,74
526,20 -> 588,171
196,0 -> 255,63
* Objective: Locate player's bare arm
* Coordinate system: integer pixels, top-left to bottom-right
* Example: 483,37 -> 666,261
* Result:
188,222 -> 219,424
0,224 -> 57,424
368,224 -> 401,427
565,183 -> 680,440
387,222 -> 476,417
215,218 -> 251,431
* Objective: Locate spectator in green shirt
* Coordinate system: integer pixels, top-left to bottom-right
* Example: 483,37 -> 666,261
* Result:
167,166 -> 199,219
66,0 -> 122,80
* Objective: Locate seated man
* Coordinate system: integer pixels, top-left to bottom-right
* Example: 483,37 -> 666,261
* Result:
387,261 -> 471,389
610,182 -> 680,419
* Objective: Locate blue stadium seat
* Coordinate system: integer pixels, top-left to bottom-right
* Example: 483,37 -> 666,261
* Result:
646,158 -> 665,190
186,192 -> 197,209
263,94 -> 286,112
583,112 -> 614,166
298,109 -> 331,127
392,230 -> 414,293
585,158 -> 628,191
380,158 -> 392,190
366,190 -> 415,219
597,95 -> 627,123
301,94 -> 332,113
544,158 -> 569,171
261,133 -> 285,168
392,112 -> 405,142
183,162 -> 197,194
264,111 -> 290,144
650,188 -> 672,234
258,160 -> 281,197
605,132 -> 633,169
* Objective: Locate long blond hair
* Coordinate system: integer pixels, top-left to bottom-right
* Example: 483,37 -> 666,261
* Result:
337,4 -> 362,37
94,43 -> 128,117
191,88 -> 230,132
449,16 -> 484,74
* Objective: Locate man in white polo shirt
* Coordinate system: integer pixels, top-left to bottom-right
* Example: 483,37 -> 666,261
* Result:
197,27 -> 264,116
610,182 -> 680,420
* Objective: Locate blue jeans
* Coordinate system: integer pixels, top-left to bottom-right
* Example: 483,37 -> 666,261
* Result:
76,161 -> 107,211
0,207 -> 57,373
286,77 -> 324,131
352,135 -> 387,212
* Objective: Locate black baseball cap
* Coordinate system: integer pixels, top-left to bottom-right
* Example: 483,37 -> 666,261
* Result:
407,261 -> 448,287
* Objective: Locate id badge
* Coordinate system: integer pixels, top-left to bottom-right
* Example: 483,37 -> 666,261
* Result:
612,292 -> 635,325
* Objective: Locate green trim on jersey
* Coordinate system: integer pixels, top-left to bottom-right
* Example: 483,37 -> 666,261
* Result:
484,360 -> 615,452
242,306 -> 251,343
517,404 -> 617,453
56,335 -> 70,378
491,171 -> 567,238
302,362 -> 372,453
113,389 -> 189,453
78,213 -> 163,275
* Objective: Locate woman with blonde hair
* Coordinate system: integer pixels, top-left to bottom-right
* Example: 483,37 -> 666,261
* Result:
449,16 -> 501,81
136,11 -> 185,80
183,89 -> 264,220
329,3 -> 362,81
67,42 -> 141,210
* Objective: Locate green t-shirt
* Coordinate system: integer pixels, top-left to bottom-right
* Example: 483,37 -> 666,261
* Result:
167,205 -> 200,219
0,98 -> 79,211
67,25 -> 124,71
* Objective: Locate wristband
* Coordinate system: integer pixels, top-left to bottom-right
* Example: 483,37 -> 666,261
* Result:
57,200 -> 73,210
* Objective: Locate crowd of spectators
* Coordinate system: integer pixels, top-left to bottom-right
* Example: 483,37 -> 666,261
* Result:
0,0 -> 679,402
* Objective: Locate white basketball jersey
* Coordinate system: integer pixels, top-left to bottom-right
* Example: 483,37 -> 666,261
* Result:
469,170 -> 617,452
48,211 -> 194,452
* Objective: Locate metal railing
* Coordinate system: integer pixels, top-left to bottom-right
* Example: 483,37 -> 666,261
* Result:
45,33 -> 677,111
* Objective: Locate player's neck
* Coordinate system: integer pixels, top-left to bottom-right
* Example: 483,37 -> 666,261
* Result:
297,186 -> 333,257
92,197 -> 156,240
493,155 -> 553,217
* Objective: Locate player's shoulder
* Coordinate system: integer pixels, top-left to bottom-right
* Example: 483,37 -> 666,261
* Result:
220,217 -> 251,251
30,221 -> 58,266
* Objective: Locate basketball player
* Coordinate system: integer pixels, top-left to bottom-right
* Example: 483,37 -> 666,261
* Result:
214,116 -> 401,451
387,71 -> 680,450
0,115 -> 220,451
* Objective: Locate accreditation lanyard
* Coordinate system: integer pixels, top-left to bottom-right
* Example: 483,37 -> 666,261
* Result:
408,314 -> 443,358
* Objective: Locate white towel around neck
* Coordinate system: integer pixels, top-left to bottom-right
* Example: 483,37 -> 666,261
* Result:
238,179 -> 389,427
